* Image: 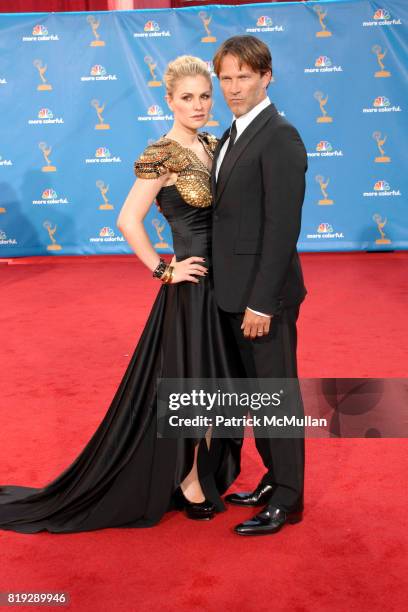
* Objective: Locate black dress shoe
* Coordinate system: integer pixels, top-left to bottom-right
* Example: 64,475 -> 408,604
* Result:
174,488 -> 216,521
224,483 -> 275,507
234,506 -> 303,536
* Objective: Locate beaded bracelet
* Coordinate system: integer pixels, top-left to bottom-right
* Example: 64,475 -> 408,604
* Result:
152,258 -> 167,279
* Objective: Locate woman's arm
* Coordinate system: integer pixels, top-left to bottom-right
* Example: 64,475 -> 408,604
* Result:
116,174 -> 169,272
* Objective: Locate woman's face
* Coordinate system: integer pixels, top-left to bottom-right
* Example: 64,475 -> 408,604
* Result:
166,75 -> 212,130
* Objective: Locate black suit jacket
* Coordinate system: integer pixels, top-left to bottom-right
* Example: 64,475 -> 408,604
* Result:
211,103 -> 308,315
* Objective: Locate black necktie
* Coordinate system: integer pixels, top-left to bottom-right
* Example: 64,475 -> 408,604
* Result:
225,120 -> 237,156
218,121 -> 237,180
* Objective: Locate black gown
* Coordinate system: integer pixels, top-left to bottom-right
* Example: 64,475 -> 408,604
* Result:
0,135 -> 242,533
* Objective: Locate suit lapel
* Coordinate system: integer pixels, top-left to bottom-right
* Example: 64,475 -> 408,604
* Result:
211,129 -> 229,201
215,104 -> 279,206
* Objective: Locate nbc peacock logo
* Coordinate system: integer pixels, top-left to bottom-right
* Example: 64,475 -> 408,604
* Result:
85,147 -> 121,164
145,21 -> 159,32
81,65 -> 117,82
374,9 -> 391,20
32,188 -> 69,205
28,107 -> 64,125
363,8 -> 401,27
43,188 -> 57,199
246,14 -> 284,33
363,96 -> 401,113
39,108 -> 53,119
89,226 -> 125,243
96,147 -> 110,158
374,96 -> 390,107
91,65 -> 106,77
148,105 -> 163,116
100,227 -> 114,237
374,180 -> 390,191
22,23 -> 59,42
134,20 -> 170,38
257,16 -> 272,27
317,223 -> 333,233
33,25 -> 48,36
317,141 -> 332,152
307,141 -> 343,158
305,55 -> 343,74
363,180 -> 401,198
316,56 -> 331,67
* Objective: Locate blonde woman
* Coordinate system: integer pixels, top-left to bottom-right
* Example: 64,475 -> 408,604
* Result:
0,56 -> 241,533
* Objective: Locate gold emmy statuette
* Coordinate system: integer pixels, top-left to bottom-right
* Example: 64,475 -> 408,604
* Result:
314,91 -> 333,123
206,114 -> 219,127
372,131 -> 391,163
199,11 -> 217,43
144,56 -> 162,87
373,214 -> 391,244
43,220 -> 62,251
314,6 -> 332,37
315,175 -> 334,205
372,45 -> 391,78
39,141 -> 56,172
152,217 -> 169,249
92,99 -> 110,130
87,15 -> 105,46
96,180 -> 114,210
33,59 -> 52,91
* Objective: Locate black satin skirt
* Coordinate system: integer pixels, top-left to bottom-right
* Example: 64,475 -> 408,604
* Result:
0,273 -> 243,533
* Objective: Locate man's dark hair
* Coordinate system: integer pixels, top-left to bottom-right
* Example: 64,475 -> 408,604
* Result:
213,35 -> 272,79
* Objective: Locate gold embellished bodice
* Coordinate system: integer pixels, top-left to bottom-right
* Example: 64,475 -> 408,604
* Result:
134,132 -> 217,208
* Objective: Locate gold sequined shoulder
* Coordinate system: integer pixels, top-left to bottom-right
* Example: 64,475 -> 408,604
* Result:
198,132 -> 218,153
134,139 -> 190,179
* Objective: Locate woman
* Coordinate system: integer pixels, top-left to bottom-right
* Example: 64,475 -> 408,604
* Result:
0,56 -> 243,534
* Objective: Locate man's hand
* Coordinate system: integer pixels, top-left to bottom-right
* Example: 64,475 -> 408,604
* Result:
241,308 -> 272,339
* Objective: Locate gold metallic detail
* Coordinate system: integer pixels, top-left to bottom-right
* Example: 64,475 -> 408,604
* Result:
133,132 -> 218,208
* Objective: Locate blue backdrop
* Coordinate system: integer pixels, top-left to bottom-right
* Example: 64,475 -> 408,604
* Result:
0,0 -> 406,256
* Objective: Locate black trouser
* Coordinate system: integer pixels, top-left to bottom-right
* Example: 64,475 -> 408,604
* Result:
219,305 -> 305,511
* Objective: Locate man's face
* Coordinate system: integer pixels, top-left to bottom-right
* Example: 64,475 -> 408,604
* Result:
218,53 -> 271,117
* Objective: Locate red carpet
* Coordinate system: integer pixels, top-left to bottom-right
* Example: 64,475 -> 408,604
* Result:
0,252 -> 407,611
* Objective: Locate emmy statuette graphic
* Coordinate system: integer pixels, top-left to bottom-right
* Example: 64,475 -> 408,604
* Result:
372,45 -> 391,78
315,175 -> 334,205
88,15 -> 105,46
92,99 -> 110,130
206,114 -> 219,127
144,56 -> 162,87
33,59 -> 52,91
373,132 -> 391,163
43,220 -> 62,251
152,217 -> 170,249
39,142 -> 57,172
314,5 -> 332,37
373,214 -> 391,244
199,12 -> 217,43
314,91 -> 333,123
96,180 -> 114,210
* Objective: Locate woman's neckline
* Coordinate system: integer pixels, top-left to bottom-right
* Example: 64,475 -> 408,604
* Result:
161,133 -> 212,173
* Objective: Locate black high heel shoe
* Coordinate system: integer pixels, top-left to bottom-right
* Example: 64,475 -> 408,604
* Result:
174,487 -> 216,521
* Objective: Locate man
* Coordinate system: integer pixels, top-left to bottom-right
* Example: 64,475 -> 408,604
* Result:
211,36 -> 308,535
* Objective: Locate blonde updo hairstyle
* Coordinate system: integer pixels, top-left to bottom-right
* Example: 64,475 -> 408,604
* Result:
164,55 -> 212,98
